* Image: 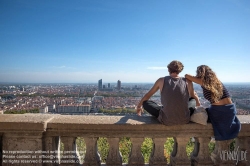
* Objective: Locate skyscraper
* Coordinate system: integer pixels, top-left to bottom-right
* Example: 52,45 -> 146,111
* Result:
117,80 -> 121,90
98,79 -> 102,90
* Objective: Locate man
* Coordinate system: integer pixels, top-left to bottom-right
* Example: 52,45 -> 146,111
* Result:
136,60 -> 200,125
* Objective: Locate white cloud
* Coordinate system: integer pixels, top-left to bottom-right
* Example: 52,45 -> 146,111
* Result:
147,67 -> 167,70
50,66 -> 65,68
51,66 -> 76,69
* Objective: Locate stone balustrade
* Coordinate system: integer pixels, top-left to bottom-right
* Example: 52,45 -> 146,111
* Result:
0,114 -> 249,166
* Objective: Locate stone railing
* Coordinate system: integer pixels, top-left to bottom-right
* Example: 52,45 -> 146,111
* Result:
0,114 -> 249,166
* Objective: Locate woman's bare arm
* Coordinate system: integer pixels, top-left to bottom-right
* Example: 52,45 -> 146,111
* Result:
185,74 -> 202,85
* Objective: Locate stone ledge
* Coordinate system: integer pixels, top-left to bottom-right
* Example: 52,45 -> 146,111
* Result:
0,114 -> 54,132
0,114 -> 249,137
46,115 -> 214,137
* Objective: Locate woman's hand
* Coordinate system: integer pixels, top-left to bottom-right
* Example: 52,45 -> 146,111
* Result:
185,74 -> 192,79
194,91 -> 201,106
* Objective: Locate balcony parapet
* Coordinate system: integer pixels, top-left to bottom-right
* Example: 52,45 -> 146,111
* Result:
0,114 -> 249,166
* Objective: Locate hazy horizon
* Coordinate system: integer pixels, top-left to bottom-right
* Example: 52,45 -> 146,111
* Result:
0,81 -> 250,85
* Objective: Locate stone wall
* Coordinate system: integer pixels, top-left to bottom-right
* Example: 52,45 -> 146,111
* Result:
0,114 -> 249,166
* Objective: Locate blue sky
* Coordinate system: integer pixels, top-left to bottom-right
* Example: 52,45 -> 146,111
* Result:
0,0 -> 249,83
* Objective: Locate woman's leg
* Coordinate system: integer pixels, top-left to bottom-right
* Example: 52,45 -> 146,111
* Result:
205,107 -> 211,123
142,100 -> 162,118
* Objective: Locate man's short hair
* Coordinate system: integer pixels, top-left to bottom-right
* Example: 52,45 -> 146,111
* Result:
167,60 -> 184,74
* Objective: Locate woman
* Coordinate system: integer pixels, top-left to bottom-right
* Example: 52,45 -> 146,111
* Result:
136,60 -> 200,126
185,65 -> 241,140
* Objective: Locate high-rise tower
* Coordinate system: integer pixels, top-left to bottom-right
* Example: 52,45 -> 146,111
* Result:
117,80 -> 121,90
98,79 -> 102,90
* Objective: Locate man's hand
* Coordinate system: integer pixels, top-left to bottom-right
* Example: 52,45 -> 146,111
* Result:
136,106 -> 143,116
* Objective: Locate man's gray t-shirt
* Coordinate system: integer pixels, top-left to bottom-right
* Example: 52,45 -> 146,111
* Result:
157,76 -> 190,125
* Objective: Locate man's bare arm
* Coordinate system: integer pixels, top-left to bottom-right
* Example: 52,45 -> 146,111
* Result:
187,79 -> 201,106
136,78 -> 163,116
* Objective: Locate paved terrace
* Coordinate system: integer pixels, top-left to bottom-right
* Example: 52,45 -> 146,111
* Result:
0,114 -> 249,166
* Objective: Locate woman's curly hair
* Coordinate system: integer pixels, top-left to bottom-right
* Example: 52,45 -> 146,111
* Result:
196,65 -> 223,103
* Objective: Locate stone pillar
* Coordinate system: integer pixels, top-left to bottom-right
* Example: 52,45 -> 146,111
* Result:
170,137 -> 190,166
190,137 -> 214,166
83,137 -> 101,166
60,136 -> 80,166
211,139 -> 235,166
2,132 -> 43,166
149,138 -> 167,166
106,138 -> 122,166
128,138 -> 144,166
235,136 -> 250,166
43,136 -> 60,166
0,134 -> 3,165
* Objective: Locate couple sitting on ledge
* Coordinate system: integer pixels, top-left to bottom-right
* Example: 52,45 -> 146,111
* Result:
136,60 -> 241,141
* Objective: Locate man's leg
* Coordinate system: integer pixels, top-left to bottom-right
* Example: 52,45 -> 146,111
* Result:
188,97 -> 196,116
142,100 -> 161,118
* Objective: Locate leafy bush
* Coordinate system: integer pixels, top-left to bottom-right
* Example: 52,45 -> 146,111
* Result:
97,137 -> 109,162
119,137 -> 132,163
141,138 -> 153,162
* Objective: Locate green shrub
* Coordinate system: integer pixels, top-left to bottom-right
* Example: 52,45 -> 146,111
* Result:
97,137 -> 109,163
164,138 -> 174,163
141,138 -> 153,163
119,137 -> 132,163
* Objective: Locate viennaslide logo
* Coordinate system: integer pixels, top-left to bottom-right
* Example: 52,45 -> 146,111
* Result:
220,146 -> 247,165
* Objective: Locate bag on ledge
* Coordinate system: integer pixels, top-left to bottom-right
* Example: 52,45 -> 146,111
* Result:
190,106 -> 208,125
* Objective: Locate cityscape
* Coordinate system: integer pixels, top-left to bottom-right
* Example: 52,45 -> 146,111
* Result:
0,80 -> 249,115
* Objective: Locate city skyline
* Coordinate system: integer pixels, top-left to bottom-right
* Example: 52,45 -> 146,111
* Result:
1,0 -> 250,83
